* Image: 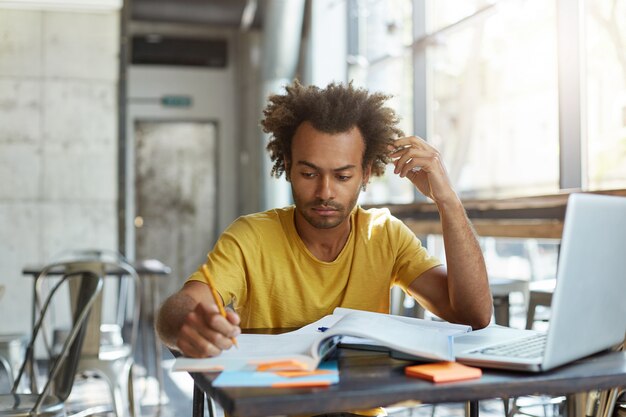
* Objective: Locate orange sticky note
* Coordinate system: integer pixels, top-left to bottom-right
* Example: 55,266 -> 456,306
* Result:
254,360 -> 309,372
405,361 -> 482,383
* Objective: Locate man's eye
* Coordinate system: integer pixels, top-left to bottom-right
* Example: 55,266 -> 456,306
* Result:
337,175 -> 352,181
302,172 -> 317,178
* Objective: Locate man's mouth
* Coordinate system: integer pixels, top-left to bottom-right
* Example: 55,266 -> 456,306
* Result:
312,206 -> 339,215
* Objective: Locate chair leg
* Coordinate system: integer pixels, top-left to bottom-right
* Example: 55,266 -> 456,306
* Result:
207,395 -> 216,417
128,363 -> 140,417
81,357 -> 135,417
115,359 -> 136,417
0,355 -> 13,389
597,388 -> 620,417
465,400 -> 479,417
502,397 -> 511,417
526,301 -> 537,330
109,360 -> 133,417
193,383 -> 205,417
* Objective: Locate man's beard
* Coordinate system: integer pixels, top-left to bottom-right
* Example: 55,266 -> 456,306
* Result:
293,192 -> 360,230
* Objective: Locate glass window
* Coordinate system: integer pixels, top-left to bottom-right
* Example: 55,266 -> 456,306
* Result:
585,0 -> 626,190
427,0 -> 497,32
348,0 -> 416,204
426,0 -> 560,199
348,0 -> 626,203
428,234 -> 559,282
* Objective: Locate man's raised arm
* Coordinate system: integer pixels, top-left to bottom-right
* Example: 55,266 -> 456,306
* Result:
390,136 -> 492,329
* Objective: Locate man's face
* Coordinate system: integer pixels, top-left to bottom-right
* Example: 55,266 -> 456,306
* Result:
287,121 -> 370,230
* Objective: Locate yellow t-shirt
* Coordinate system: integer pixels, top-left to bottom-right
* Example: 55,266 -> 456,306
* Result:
187,205 -> 441,329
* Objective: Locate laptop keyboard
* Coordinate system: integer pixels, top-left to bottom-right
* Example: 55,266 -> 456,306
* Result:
477,333 -> 547,359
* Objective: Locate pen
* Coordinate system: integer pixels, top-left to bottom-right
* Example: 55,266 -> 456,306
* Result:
201,264 -> 238,348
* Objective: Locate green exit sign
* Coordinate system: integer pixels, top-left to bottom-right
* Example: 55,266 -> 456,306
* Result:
161,95 -> 192,107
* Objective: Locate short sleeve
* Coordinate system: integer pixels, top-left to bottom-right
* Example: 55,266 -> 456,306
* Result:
186,219 -> 252,308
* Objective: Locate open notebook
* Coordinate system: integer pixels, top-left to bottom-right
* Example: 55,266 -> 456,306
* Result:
455,193 -> 626,372
173,307 -> 470,372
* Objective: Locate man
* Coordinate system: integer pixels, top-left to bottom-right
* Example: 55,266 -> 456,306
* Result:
156,81 -> 492,360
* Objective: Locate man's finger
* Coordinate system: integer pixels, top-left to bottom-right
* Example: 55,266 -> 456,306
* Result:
194,303 -> 237,334
178,335 -> 221,358
391,136 -> 426,148
182,304 -> 239,348
225,308 -> 241,326
203,310 -> 238,336
178,322 -> 222,357
398,155 -> 429,177
194,301 -> 219,318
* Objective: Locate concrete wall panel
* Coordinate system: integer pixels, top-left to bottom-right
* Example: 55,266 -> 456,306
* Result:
0,10 -> 42,77
0,202 -> 40,333
0,143 -> 41,200
0,79 -> 41,143
40,201 -> 117,262
43,80 -> 116,146
43,11 -> 119,81
42,143 -> 116,201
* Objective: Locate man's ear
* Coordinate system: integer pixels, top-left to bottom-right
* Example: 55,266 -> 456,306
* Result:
362,164 -> 372,188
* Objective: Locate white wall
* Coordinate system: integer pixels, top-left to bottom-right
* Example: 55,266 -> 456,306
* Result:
0,8 -> 120,333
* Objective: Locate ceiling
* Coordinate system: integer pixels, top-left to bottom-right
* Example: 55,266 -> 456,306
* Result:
130,0 -> 263,29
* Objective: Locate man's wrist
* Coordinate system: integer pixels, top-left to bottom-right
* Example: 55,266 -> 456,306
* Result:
434,193 -> 464,214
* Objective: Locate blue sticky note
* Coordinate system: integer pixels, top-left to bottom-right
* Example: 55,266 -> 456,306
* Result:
213,361 -> 339,387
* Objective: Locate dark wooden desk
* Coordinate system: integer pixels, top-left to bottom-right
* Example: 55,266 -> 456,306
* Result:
189,348 -> 626,417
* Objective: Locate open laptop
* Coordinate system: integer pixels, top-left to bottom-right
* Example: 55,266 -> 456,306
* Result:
455,193 -> 626,372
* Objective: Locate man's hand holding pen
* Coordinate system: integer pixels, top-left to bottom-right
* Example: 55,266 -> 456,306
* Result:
177,301 -> 241,358
174,264 -> 240,358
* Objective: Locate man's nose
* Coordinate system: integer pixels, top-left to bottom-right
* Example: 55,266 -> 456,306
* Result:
316,175 -> 334,201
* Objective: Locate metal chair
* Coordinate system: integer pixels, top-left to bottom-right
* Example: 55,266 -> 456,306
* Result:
0,285 -> 25,394
0,267 -> 103,417
592,336 -> 625,417
525,279 -> 555,330
49,250 -> 141,417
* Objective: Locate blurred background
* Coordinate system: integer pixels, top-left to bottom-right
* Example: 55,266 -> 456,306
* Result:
0,0 -> 624,345
0,1 -> 625,416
